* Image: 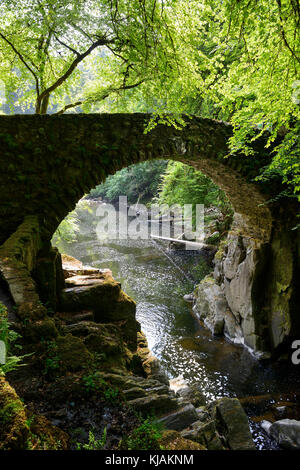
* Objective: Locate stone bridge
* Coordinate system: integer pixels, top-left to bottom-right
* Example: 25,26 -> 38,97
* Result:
0,114 -> 299,358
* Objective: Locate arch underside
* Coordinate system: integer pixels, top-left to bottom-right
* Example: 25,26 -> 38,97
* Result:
0,114 -> 298,357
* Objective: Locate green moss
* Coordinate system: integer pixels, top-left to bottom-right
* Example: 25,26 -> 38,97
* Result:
55,334 -> 92,372
0,399 -> 24,425
0,376 -> 29,450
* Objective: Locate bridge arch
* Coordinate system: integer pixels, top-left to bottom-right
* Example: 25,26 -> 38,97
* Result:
0,114 -> 298,357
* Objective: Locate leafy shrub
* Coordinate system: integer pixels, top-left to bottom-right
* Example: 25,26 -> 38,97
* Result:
77,429 -> 107,450
82,372 -> 121,404
125,418 -> 164,450
41,340 -> 60,376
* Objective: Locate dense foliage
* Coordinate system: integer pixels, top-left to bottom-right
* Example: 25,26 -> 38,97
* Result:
0,0 -> 299,198
155,161 -> 228,209
88,160 -> 168,204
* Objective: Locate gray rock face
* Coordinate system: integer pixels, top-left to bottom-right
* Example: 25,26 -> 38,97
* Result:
193,206 -> 299,358
193,278 -> 226,335
268,419 -> 300,449
193,225 -> 269,356
158,404 -> 199,431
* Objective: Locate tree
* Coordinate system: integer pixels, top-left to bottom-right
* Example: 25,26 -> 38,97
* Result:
155,161 -> 228,208
0,0 -> 200,115
0,1 -> 299,200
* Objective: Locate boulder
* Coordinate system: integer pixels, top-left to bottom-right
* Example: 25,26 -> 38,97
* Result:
175,384 -> 206,408
59,280 -> 120,312
183,293 -> 194,302
127,394 -> 178,417
23,318 -> 58,343
157,404 -> 199,431
55,334 -> 93,372
181,420 -> 225,450
266,419 -> 300,449
193,276 -> 226,335
214,397 -> 255,450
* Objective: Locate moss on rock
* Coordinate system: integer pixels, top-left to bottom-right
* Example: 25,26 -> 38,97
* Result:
55,334 -> 93,372
0,376 -> 28,450
159,430 -> 206,450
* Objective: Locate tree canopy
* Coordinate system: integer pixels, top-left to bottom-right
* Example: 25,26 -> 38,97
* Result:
0,0 -> 299,200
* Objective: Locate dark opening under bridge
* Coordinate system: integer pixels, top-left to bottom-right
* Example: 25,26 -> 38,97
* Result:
0,113 -> 299,358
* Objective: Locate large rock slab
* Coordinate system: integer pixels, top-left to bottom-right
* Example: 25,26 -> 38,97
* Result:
193,276 -> 226,335
214,397 -> 255,450
61,254 -> 110,278
127,394 -> 178,417
60,279 -> 121,312
157,404 -> 199,431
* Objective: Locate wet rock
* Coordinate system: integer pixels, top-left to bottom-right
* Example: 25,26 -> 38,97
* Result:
214,397 -> 255,450
193,276 -> 226,335
264,419 -> 300,449
181,420 -> 225,450
137,331 -> 169,384
223,308 -> 243,343
196,406 -> 210,422
175,384 -> 206,408
127,394 -> 178,417
157,404 -> 199,431
183,293 -> 194,302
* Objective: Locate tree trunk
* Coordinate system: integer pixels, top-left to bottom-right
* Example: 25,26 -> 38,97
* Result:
35,93 -> 49,114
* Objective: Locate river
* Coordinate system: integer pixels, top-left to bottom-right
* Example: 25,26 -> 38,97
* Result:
53,201 -> 300,450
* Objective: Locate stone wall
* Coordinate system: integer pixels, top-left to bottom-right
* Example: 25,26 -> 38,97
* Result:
0,216 -> 47,321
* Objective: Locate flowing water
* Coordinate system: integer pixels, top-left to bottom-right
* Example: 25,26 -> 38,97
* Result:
54,201 -> 300,450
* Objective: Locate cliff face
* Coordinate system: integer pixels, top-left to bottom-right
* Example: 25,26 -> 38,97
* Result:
193,203 -> 300,358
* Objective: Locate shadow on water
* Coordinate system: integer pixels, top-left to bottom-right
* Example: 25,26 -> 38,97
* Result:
54,202 -> 300,450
